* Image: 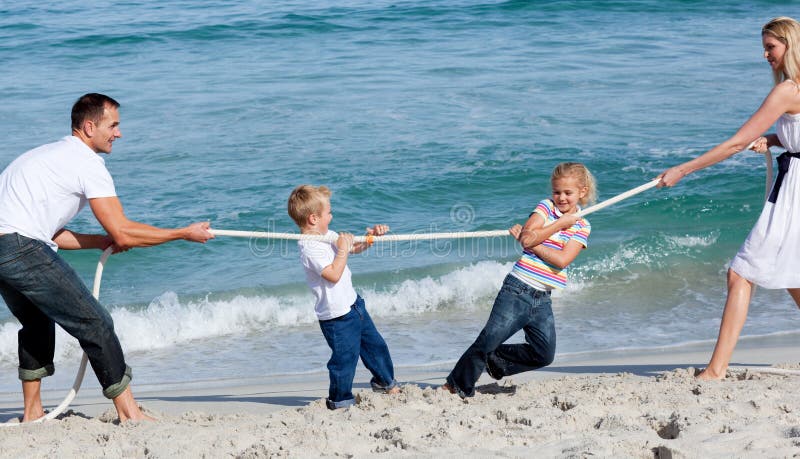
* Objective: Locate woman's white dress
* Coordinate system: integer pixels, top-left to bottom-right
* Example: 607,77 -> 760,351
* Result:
730,112 -> 800,288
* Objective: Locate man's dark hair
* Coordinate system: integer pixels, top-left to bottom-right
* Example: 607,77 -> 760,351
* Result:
71,93 -> 120,131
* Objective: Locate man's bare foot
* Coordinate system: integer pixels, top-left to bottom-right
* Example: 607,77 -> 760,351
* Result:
113,387 -> 156,422
21,408 -> 45,423
120,411 -> 156,423
21,380 -> 45,422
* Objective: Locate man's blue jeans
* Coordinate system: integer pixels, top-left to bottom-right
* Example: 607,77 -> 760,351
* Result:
446,274 -> 555,397
0,233 -> 131,399
318,295 -> 397,409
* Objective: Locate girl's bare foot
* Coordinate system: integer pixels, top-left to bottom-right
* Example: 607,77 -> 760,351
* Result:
440,383 -> 456,394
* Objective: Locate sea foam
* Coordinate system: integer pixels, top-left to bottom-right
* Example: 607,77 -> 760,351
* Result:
0,261 -> 512,365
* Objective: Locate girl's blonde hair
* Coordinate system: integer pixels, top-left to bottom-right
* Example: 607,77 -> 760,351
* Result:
762,17 -> 800,85
287,184 -> 331,227
552,162 -> 597,207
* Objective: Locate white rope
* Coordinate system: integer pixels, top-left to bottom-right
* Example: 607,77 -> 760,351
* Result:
210,178 -> 662,242
210,229 -> 510,242
575,178 -> 661,218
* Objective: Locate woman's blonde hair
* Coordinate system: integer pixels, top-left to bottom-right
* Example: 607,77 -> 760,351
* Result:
287,185 -> 331,227
551,162 -> 597,207
762,17 -> 800,85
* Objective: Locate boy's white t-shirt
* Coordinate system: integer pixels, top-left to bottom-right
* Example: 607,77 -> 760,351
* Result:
298,230 -> 358,321
0,136 -> 117,250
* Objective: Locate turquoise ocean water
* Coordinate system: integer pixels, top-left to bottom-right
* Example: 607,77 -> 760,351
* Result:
0,0 -> 798,393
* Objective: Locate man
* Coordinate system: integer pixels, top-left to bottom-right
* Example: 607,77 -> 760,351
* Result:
0,93 -> 214,422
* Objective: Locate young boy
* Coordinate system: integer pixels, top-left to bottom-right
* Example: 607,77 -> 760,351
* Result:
288,185 -> 400,409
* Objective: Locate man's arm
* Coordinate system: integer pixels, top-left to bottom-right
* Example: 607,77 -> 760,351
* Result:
52,228 -> 113,250
89,196 -> 213,249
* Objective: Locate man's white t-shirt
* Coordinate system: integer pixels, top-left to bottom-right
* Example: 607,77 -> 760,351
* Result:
298,230 -> 358,321
0,136 -> 117,250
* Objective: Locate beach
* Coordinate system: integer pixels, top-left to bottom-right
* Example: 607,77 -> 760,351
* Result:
2,0 -> 798,394
2,336 -> 799,458
3,1 -> 800,457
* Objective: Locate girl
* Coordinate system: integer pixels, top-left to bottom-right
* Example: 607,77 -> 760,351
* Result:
443,162 -> 596,397
660,17 -> 800,380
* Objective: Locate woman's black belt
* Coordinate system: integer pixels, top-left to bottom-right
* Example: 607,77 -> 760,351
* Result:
767,152 -> 800,203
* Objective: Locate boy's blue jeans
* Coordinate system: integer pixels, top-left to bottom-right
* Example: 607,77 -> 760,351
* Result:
318,295 -> 397,409
446,274 -> 556,398
0,233 -> 132,399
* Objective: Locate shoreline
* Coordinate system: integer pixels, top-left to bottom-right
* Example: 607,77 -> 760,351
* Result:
2,332 -> 798,419
1,335 -> 799,457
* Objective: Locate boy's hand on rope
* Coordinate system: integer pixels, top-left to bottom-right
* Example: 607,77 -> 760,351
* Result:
366,224 -> 390,237
360,224 -> 389,249
508,224 -> 523,240
336,232 -> 355,254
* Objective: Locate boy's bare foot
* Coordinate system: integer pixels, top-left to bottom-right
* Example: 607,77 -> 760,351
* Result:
386,386 -> 401,395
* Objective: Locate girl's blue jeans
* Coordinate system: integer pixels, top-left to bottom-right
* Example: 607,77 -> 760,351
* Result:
446,274 -> 556,398
0,233 -> 132,399
318,295 -> 397,409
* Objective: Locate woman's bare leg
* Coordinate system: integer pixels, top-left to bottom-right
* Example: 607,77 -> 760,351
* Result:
697,269 -> 753,380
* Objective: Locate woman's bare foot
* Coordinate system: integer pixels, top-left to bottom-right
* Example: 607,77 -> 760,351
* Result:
696,368 -> 725,381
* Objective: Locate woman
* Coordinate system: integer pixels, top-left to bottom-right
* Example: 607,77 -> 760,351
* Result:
659,17 -> 800,380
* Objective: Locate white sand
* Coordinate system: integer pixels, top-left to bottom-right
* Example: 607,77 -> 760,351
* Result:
1,337 -> 800,458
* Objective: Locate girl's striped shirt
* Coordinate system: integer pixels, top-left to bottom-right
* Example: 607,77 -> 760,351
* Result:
510,199 -> 591,290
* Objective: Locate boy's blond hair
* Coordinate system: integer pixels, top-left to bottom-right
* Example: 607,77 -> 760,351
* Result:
288,185 -> 332,227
